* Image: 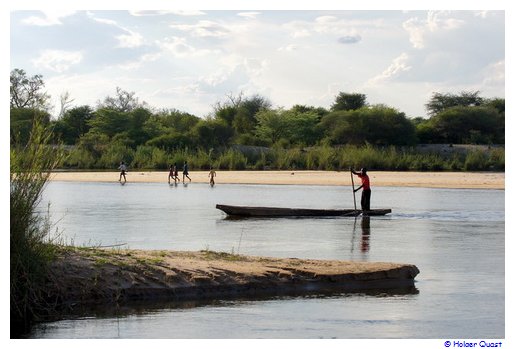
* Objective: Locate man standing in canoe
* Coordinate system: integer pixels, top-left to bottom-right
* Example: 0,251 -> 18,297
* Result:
351,167 -> 371,211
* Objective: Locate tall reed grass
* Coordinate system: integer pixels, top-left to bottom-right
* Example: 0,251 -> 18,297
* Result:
60,144 -> 504,172
10,118 -> 63,336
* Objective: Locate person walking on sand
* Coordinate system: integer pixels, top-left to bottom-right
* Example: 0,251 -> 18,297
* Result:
118,161 -> 128,183
168,164 -> 175,184
351,167 -> 371,211
173,163 -> 180,183
208,167 -> 216,186
183,161 -> 191,182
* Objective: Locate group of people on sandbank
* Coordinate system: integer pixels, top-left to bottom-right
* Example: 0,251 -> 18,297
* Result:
117,161 -> 372,211
167,161 -> 191,184
118,160 -> 217,187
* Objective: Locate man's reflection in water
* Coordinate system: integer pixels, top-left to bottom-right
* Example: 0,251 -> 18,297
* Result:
361,216 -> 371,253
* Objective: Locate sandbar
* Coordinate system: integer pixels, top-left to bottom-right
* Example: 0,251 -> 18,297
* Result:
50,170 -> 505,189
46,248 -> 420,307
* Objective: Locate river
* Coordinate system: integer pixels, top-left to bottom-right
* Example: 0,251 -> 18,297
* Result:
28,181 -> 504,339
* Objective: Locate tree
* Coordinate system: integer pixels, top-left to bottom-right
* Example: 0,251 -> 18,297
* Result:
233,94 -> 272,135
283,110 -> 321,146
484,98 -> 505,114
213,93 -> 271,137
214,104 -> 238,127
57,91 -> 75,118
10,69 -> 51,110
425,106 -> 503,144
10,108 -> 51,145
52,106 -> 94,144
254,110 -> 289,145
255,108 -> 322,146
97,87 -> 148,112
425,91 -> 483,116
290,104 -> 329,117
127,108 -> 153,146
87,108 -> 131,138
156,109 -> 200,133
331,92 -> 367,111
320,106 -> 417,146
191,119 -> 234,149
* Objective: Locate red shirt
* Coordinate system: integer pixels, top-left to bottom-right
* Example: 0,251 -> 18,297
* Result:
358,173 -> 370,190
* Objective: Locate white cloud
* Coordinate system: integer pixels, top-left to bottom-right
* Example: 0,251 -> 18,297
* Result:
117,53 -> 162,70
283,16 -> 383,40
129,10 -> 203,17
88,12 -> 145,48
403,11 -> 465,49
282,21 -> 312,38
366,53 -> 412,86
168,10 -> 207,17
237,12 -> 261,20
157,37 -> 213,57
21,10 -> 76,26
88,14 -> 117,26
482,60 -> 505,86
32,50 -> 82,73
402,18 -> 425,49
129,10 -> 207,17
116,30 -> 144,48
278,44 -> 299,51
170,20 -> 231,38
474,11 -> 491,19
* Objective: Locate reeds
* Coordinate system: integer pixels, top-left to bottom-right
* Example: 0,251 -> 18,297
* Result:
60,143 -> 504,172
10,117 -> 63,336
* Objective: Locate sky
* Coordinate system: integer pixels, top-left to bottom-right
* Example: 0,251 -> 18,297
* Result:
9,8 -> 505,119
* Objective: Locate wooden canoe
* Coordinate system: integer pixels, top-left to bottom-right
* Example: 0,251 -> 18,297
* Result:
216,204 -> 391,217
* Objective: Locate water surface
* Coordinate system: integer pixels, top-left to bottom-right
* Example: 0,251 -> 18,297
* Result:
30,181 -> 504,338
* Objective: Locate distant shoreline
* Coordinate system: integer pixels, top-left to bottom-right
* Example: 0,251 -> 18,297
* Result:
49,170 -> 505,190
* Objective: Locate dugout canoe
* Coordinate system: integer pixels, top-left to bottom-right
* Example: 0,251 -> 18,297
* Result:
216,204 -> 391,217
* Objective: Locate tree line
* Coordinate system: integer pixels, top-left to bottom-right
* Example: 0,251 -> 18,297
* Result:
10,69 -> 505,171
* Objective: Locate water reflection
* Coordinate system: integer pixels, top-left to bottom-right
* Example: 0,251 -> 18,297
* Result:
28,285 -> 420,335
361,216 -> 371,253
350,216 -> 372,258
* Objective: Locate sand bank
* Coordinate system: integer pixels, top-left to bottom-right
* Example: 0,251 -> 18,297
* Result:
46,248 -> 419,306
50,170 -> 504,189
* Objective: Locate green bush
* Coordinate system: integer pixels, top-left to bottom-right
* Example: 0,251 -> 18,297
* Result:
63,147 -> 97,169
98,142 -> 134,169
464,150 -> 488,171
190,148 -> 214,170
217,149 -> 247,170
132,145 -> 154,169
487,148 -> 504,171
150,147 -> 169,169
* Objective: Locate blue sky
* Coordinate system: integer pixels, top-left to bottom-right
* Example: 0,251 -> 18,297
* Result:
9,9 -> 505,119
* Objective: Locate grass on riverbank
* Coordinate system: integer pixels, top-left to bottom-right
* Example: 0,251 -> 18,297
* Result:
62,144 -> 504,172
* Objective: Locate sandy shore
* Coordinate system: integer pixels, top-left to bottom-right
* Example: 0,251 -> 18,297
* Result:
50,170 -> 505,189
46,247 -> 419,307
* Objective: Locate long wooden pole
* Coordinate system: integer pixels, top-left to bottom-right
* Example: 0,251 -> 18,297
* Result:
350,170 -> 357,211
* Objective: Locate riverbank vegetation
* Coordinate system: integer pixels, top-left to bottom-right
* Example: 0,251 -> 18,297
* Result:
10,116 -> 63,336
10,69 -> 505,173
10,69 -> 505,172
